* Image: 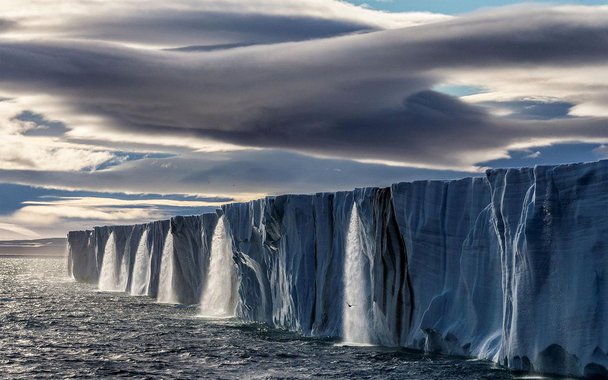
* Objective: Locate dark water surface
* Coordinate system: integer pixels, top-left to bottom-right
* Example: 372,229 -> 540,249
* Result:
0,258 -> 550,379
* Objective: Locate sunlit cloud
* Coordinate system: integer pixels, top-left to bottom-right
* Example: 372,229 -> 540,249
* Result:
23,196 -> 229,209
0,222 -> 41,240
1,4 -> 607,171
0,1 -> 607,238
0,194 -> 230,239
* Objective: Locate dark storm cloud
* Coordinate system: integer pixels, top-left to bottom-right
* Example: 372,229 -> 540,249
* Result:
0,5 -> 607,169
200,91 -> 503,164
67,11 -> 375,47
165,43 -> 259,52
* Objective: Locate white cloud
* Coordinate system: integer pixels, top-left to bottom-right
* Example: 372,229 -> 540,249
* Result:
23,196 -> 228,208
0,136 -> 118,171
525,151 -> 542,159
1,195 -> 228,238
593,144 -> 608,158
0,222 -> 41,240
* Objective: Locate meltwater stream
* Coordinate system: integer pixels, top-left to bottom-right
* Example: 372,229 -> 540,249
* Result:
343,204 -> 372,345
200,216 -> 237,317
157,233 -> 177,304
98,232 -> 128,292
1,257 -> 546,379
130,229 -> 151,296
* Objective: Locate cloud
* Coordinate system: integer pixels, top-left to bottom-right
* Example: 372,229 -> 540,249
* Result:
0,18 -> 17,33
0,4 -> 607,172
0,149 -> 472,237
0,222 -> 41,240
525,151 -> 542,159
593,144 -> 608,158
479,99 -> 574,120
23,196 -> 228,209
0,135 -> 120,171
12,110 -> 70,136
0,150 -> 471,197
0,191 -> 228,238
0,0 -> 448,46
1,0 -> 608,244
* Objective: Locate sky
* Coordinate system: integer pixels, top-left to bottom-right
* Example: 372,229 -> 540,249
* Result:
348,0 -> 607,13
0,0 -> 607,239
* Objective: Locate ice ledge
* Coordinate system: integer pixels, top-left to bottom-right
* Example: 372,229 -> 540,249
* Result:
67,159 -> 608,379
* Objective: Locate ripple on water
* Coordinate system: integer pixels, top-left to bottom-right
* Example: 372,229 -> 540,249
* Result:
0,257 -> 550,379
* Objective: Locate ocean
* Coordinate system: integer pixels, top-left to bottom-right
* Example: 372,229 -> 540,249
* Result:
0,258 -> 545,379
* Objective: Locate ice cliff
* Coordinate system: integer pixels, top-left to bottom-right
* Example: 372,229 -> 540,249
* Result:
67,160 -> 608,379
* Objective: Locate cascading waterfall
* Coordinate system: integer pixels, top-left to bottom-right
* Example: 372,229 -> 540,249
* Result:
98,232 -> 128,291
342,203 -> 372,344
130,230 -> 151,296
200,216 -> 237,317
98,232 -> 116,291
66,244 -> 73,280
157,232 -> 177,303
119,246 -> 130,291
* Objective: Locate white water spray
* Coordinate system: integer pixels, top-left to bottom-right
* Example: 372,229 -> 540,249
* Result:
343,204 -> 372,344
98,232 -> 128,291
200,216 -> 237,317
67,244 -> 74,280
157,232 -> 177,303
130,230 -> 151,296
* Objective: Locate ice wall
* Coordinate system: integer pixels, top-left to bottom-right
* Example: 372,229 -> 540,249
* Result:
67,230 -> 96,283
67,160 -> 608,378
488,161 -> 608,378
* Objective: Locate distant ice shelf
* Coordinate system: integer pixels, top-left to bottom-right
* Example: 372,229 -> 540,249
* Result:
67,160 -> 608,379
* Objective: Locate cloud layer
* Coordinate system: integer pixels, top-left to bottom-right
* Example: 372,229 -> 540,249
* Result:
0,0 -> 607,237
1,3 -> 607,170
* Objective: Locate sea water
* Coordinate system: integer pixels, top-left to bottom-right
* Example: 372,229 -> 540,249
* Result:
0,258 -> 544,379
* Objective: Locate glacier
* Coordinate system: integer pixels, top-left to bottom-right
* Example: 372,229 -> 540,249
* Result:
66,160 -> 608,378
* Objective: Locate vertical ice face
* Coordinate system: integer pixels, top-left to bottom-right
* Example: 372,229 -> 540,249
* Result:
222,200 -> 273,324
67,160 -> 608,378
157,232 -> 177,304
200,216 -> 237,317
488,161 -> 608,377
67,230 -> 98,283
130,229 -> 151,296
343,203 -> 372,344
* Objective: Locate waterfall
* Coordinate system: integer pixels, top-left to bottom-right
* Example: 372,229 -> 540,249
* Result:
342,203 -> 372,344
98,232 -> 128,291
157,232 -> 177,303
66,244 -> 73,280
119,245 -> 129,291
200,216 -> 236,317
130,230 -> 151,296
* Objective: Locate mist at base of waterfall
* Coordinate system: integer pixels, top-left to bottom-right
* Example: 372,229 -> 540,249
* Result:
1,258 -> 536,379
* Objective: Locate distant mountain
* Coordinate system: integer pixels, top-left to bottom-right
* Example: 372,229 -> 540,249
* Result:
0,238 -> 67,257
